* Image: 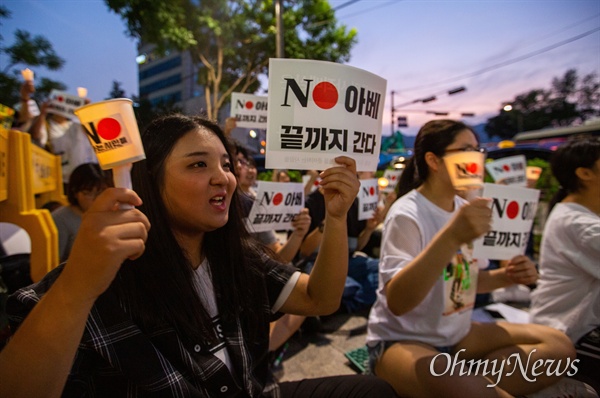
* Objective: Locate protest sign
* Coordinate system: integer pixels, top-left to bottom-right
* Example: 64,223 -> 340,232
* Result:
48,90 -> 86,120
382,169 -> 403,193
485,155 -> 527,186
358,178 -> 379,221
266,59 -> 387,172
246,181 -> 304,232
473,183 -> 540,260
231,92 -> 268,129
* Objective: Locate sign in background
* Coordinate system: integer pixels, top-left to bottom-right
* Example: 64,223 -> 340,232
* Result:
382,169 -> 403,193
358,178 -> 379,220
485,155 -> 527,186
266,59 -> 387,172
473,183 -> 540,260
247,181 -> 304,232
48,90 -> 85,120
230,92 -> 268,129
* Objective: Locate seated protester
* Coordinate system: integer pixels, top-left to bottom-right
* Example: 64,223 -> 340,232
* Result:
4,115 -> 397,397
300,183 -> 382,314
530,136 -> 600,394
366,119 -> 584,398
52,163 -> 112,263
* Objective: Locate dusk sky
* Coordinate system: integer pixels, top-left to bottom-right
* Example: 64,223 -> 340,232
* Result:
2,0 -> 599,137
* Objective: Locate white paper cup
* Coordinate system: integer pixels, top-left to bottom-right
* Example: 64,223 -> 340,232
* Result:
526,166 -> 542,182
21,68 -> 34,81
74,98 -> 145,170
443,151 -> 485,190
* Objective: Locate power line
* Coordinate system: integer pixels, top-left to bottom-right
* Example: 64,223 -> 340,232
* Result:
397,27 -> 600,93
308,0 -> 399,29
333,0 -> 362,11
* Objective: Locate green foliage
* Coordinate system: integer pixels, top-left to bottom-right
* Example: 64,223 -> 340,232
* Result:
258,169 -> 302,182
528,158 -> 559,202
105,0 -> 357,121
0,7 -> 66,107
485,69 -> 600,140
107,80 -> 126,99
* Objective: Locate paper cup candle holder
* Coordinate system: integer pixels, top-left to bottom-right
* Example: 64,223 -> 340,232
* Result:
74,99 -> 145,198
443,151 -> 485,190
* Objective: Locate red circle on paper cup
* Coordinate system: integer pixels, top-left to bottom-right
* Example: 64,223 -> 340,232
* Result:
466,163 -> 478,174
97,118 -> 121,140
273,192 -> 284,206
312,82 -> 338,110
507,201 -> 519,219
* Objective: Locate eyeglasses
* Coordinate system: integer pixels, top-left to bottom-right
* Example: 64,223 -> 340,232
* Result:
444,146 -> 487,155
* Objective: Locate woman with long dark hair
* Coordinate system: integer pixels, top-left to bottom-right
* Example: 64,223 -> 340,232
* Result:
366,120 -> 583,397
3,114 -> 396,397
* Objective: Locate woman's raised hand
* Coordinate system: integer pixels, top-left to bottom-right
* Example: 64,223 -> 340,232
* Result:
319,156 -> 360,220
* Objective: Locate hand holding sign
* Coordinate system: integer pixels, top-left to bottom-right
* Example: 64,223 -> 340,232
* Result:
504,255 -> 538,285
75,99 -> 146,209
319,156 -> 360,220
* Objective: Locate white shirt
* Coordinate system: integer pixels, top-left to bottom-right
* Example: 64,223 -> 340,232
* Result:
367,190 -> 486,347
530,202 -> 600,342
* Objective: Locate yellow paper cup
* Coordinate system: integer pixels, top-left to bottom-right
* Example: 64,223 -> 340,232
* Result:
74,98 -> 145,170
77,87 -> 88,98
443,151 -> 485,190
21,68 -> 34,81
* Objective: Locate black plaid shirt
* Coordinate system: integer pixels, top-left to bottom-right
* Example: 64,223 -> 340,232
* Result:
7,260 -> 297,397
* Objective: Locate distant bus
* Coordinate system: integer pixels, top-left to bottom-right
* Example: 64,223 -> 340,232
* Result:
513,120 -> 600,149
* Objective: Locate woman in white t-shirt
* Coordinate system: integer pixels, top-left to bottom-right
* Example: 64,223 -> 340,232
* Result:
366,120 -> 581,397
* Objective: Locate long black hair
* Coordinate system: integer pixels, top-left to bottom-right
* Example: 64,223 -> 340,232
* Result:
548,135 -> 600,212
116,114 -> 268,345
397,119 -> 477,197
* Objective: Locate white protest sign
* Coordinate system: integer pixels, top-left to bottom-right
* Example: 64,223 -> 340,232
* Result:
382,169 -> 403,193
246,181 -> 304,232
48,90 -> 86,120
485,155 -> 527,186
473,183 -> 540,260
358,179 -> 379,221
266,59 -> 387,172
230,92 -> 268,129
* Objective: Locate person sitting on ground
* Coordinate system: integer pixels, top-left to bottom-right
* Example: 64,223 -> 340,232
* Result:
300,175 -> 382,315
366,119 -> 585,398
530,136 -> 600,394
4,114 -> 396,397
51,163 -> 112,263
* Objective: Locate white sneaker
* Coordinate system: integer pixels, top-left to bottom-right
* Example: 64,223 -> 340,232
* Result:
527,378 -> 599,398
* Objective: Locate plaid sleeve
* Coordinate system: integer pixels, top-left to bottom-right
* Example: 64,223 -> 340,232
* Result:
6,264 -> 65,333
263,258 -> 297,311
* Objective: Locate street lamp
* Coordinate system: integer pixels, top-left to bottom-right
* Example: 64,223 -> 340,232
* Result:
502,103 -> 523,132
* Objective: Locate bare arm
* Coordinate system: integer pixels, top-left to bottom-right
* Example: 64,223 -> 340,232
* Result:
280,157 -> 360,315
0,189 -> 150,398
275,208 -> 310,263
386,198 -> 492,315
477,255 -> 538,293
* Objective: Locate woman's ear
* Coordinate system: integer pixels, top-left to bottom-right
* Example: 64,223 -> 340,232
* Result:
424,151 -> 441,172
575,166 -> 594,183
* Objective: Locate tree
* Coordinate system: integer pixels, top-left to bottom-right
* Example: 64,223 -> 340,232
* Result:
485,69 -> 600,140
0,5 -> 66,107
105,0 -> 357,121
107,80 -> 126,99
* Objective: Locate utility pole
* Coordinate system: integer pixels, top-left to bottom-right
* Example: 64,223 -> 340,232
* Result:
390,90 -> 395,135
275,0 -> 284,58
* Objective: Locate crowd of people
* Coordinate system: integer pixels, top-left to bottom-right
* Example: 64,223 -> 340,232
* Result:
0,89 -> 598,397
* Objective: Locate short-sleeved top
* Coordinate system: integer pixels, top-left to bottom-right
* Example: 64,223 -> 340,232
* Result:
367,190 -> 486,347
530,202 -> 600,343
7,259 -> 299,397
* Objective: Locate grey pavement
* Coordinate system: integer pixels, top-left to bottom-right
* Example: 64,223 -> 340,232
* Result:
273,312 -> 369,382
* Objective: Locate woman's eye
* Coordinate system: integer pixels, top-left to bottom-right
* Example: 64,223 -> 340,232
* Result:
193,161 -> 207,168
223,162 -> 232,171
